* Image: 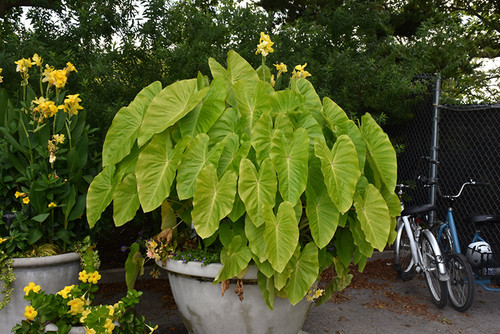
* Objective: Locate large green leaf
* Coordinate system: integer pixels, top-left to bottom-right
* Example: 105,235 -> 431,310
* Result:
87,165 -> 119,227
218,134 -> 251,176
257,271 -> 275,310
176,133 -> 225,200
291,78 -> 323,124
251,112 -> 273,165
208,108 -> 239,146
102,81 -> 162,166
335,228 -> 355,267
214,235 -> 252,283
322,97 -> 349,130
234,80 -> 273,134
263,201 -> 299,273
138,79 -> 208,146
270,90 -> 305,115
314,135 -> 360,213
337,120 -> 366,171
305,179 -> 341,249
360,113 -> 397,191
226,50 -> 260,84
245,214 -> 267,262
354,184 -> 391,251
192,166 -> 237,238
238,158 -> 277,227
113,173 -> 141,226
284,242 -> 319,305
136,132 -> 190,212
178,77 -> 226,138
349,215 -> 374,258
270,128 -> 309,206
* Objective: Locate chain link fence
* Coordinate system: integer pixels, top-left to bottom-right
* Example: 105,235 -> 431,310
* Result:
387,75 -> 500,254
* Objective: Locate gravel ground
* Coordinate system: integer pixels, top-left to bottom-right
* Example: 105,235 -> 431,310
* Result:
95,251 -> 500,334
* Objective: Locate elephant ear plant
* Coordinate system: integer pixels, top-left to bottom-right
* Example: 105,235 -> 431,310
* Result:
87,39 -> 400,309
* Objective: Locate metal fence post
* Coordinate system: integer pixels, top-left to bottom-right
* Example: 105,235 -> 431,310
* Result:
429,74 -> 441,222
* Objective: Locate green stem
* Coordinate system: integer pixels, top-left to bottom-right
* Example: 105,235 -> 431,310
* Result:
262,56 -> 266,82
20,120 -> 34,167
65,119 -> 73,150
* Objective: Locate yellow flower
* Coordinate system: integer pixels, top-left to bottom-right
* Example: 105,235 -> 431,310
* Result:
15,58 -> 32,73
32,54 -> 42,66
87,271 -> 101,284
104,318 -> 115,333
80,309 -> 91,322
44,68 -> 68,88
274,62 -> 287,73
292,63 -> 312,79
59,94 -> 83,116
255,32 -> 274,57
23,282 -> 41,296
15,191 -> 26,198
0,237 -> 7,244
52,134 -> 65,144
78,270 -> 89,283
66,62 -> 77,73
107,305 -> 115,316
48,202 -> 57,208
85,327 -> 96,334
147,324 -> 159,333
57,285 -> 74,299
67,298 -> 85,315
22,197 -> 30,204
33,97 -> 59,118
24,305 -> 38,320
0,67 -> 3,83
270,74 -> 275,88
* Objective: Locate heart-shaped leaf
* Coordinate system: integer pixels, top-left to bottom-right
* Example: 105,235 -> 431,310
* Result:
251,112 -> 273,165
271,128 -> 309,206
284,242 -> 319,305
238,158 -> 277,227
87,165 -> 119,227
136,131 -> 190,212
263,201 -> 299,273
314,135 -> 360,213
102,81 -> 162,166
215,235 -> 252,283
354,184 -> 391,251
192,165 -> 237,238
113,173 -> 140,226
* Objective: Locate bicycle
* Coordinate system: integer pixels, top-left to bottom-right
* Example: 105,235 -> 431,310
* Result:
430,179 -> 481,312
393,184 -> 449,308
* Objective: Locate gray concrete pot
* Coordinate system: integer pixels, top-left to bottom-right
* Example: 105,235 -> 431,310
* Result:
0,252 -> 81,334
157,259 -> 312,334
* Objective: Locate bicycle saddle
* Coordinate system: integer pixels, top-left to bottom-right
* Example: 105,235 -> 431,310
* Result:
401,204 -> 437,216
467,214 -> 500,226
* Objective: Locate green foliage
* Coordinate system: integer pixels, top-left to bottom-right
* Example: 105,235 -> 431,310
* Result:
87,46 -> 399,308
0,57 -> 94,257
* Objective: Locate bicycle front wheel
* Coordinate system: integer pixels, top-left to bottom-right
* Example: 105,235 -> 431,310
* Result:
446,253 -> 475,312
394,221 -> 415,280
432,223 -> 455,254
420,232 -> 447,308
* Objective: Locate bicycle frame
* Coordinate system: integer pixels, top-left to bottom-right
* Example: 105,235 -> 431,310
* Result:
435,209 -> 462,253
396,215 -> 448,281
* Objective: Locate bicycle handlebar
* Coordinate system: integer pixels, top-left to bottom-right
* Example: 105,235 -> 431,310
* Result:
439,179 -> 489,199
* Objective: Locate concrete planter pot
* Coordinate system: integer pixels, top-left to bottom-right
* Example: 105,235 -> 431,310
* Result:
0,252 -> 81,334
157,259 -> 312,334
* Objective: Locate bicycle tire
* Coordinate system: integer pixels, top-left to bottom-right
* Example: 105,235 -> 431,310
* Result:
394,221 -> 415,280
446,253 -> 475,312
420,232 -> 448,308
432,224 -> 455,254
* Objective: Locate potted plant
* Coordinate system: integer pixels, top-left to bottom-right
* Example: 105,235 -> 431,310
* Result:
11,249 -> 157,334
0,55 -> 95,331
86,33 -> 400,333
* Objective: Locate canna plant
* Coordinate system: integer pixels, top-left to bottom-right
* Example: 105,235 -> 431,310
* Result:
86,37 -> 400,308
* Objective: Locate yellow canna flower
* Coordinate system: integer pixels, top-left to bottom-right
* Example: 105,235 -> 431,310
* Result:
292,63 -> 312,79
15,58 -> 32,73
66,62 -> 77,73
24,305 -> 38,320
87,271 -> 101,284
52,134 -> 65,144
48,202 -> 57,208
255,32 -> 274,57
22,197 -> 30,204
59,94 -> 83,116
32,54 -> 42,66
33,97 -> 59,118
274,62 -> 287,73
57,285 -> 74,299
23,282 -> 41,296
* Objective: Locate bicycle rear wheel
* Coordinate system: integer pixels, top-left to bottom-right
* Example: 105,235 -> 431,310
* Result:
394,221 -> 415,280
432,223 -> 455,254
446,253 -> 475,312
420,232 -> 447,308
